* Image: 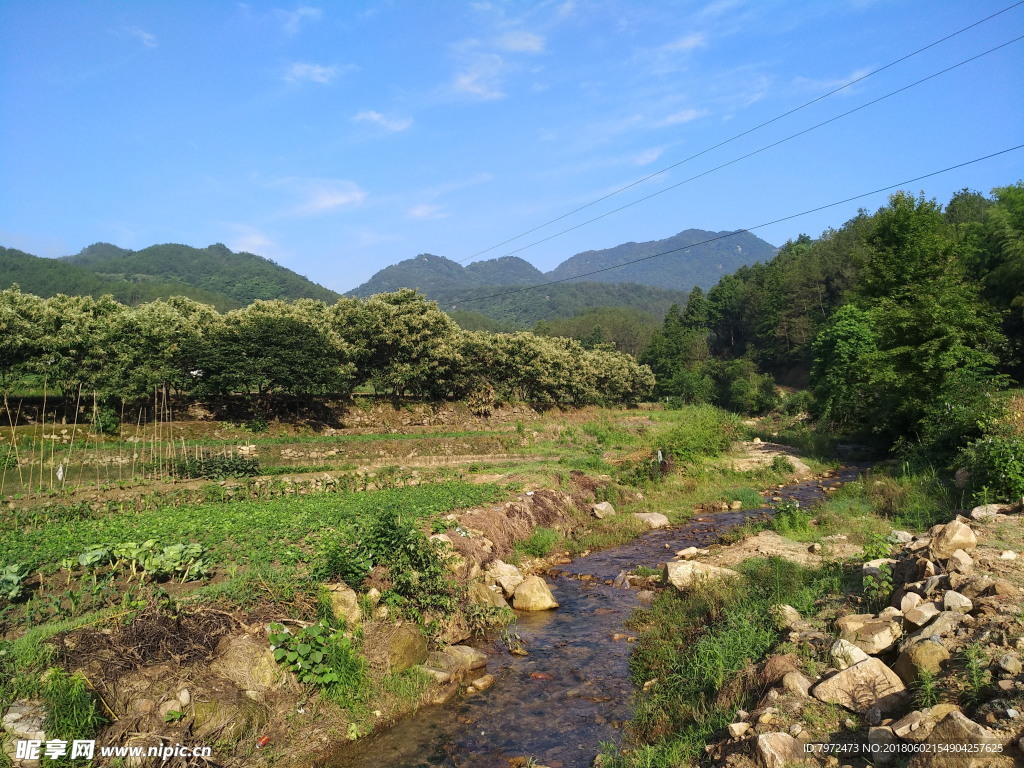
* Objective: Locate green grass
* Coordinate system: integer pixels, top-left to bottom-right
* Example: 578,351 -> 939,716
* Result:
514,526 -> 562,558
609,557 -> 850,768
1,482 -> 502,573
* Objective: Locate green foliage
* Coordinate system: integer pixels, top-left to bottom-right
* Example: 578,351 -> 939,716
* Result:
959,643 -> 990,705
912,666 -> 941,709
771,501 -> 811,538
42,670 -> 107,763
268,621 -> 365,704
515,527 -> 562,558
169,453 -> 261,480
960,431 -> 1024,502
659,404 -> 741,463
90,406 -> 121,436
1,564 -> 27,601
62,540 -> 212,583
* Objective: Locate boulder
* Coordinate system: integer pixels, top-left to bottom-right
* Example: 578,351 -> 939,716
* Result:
905,602 -> 942,628
929,521 -> 977,560
811,658 -> 908,714
782,671 -> 813,698
943,591 -> 973,614
592,501 -> 616,519
869,726 -> 897,765
908,711 -> 1015,767
996,654 -> 1022,675
468,582 -> 508,610
212,633 -> 285,691
948,550 -> 974,574
728,721 -> 751,738
512,576 -> 559,611
753,732 -> 812,768
837,613 -> 902,655
770,604 -> 802,629
2,699 -> 47,767
324,583 -> 361,626
662,561 -> 740,591
900,592 -> 924,612
904,612 -> 962,646
894,638 -> 951,685
486,560 -> 525,598
426,644 -> 487,673
382,623 -> 427,672
831,639 -> 871,670
633,512 -> 670,529
969,504 -> 1007,521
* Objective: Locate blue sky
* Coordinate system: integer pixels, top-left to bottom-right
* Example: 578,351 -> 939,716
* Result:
2,0 -> 1022,294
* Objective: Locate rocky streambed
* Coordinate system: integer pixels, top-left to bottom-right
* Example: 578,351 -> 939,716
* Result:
328,467 -> 867,768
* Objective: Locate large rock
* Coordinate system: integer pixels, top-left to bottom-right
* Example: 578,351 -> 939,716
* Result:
831,639 -> 871,670
905,602 -> 942,628
837,613 -> 902,655
426,644 -> 488,673
486,560 -> 524,598
752,732 -> 812,768
811,658 -> 908,714
512,576 -> 559,610
592,501 -> 616,519
2,700 -> 46,768
468,582 -> 508,610
212,633 -> 285,691
929,520 -> 977,560
324,583 -> 361,626
894,638 -> 951,685
385,623 -> 428,672
633,512 -> 670,529
904,612 -> 962,647
908,711 -> 1015,767
662,561 -> 740,591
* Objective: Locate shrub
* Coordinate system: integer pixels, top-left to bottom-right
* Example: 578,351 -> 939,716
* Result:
959,432 -> 1024,503
515,527 -> 561,558
771,501 -> 811,538
660,405 -> 741,464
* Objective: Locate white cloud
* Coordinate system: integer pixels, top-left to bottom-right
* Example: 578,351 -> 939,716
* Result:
633,147 -> 665,166
408,204 -> 447,220
227,225 -> 277,256
452,54 -> 506,100
352,110 -> 413,132
791,67 -> 873,95
125,27 -> 157,48
277,178 -> 367,216
284,62 -> 341,84
656,108 -> 707,127
663,33 -> 706,52
495,30 -> 545,53
277,6 -> 322,35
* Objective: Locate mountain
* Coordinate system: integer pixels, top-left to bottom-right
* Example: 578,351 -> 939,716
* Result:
349,229 -> 777,299
545,229 -> 777,289
354,254 -> 542,296
1,246 -> 240,308
62,242 -> 340,306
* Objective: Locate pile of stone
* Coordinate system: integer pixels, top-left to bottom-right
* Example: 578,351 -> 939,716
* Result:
708,510 -> 1024,768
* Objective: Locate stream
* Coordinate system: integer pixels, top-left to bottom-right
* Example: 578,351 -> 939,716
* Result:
328,466 -> 867,768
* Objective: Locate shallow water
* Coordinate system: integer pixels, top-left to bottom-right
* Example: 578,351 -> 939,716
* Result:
328,466 -> 866,768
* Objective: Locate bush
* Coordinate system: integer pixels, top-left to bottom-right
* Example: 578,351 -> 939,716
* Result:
960,432 -> 1024,503
782,389 -> 815,416
660,405 -> 741,464
515,527 -> 561,558
771,501 -> 811,538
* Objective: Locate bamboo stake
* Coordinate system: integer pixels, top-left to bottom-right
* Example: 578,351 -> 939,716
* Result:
60,385 -> 82,489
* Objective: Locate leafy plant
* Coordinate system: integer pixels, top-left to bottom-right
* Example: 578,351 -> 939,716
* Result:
1,564 -> 27,601
771,501 -> 811,537
268,621 -> 365,706
960,643 -> 990,705
169,454 -> 260,480
960,432 -> 1024,503
912,666 -> 940,708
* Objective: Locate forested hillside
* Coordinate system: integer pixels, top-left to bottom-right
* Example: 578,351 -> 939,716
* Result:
63,242 -> 341,306
640,182 -> 1024,461
0,247 -> 240,309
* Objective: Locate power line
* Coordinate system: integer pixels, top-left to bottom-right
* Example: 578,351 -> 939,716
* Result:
457,0 -> 1024,264
452,144 -> 1024,306
482,34 -> 1024,261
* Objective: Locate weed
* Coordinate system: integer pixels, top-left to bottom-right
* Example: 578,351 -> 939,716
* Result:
960,643 -> 990,706
42,670 -> 107,763
515,527 -> 562,558
269,621 -> 366,707
912,666 -> 940,708
771,501 -> 811,538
